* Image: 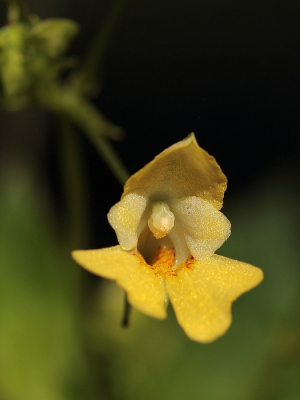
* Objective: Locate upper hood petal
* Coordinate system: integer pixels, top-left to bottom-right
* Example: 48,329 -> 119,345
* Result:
122,133 -> 227,210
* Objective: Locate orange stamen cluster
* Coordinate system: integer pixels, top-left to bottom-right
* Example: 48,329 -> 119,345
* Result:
150,246 -> 177,277
135,246 -> 195,278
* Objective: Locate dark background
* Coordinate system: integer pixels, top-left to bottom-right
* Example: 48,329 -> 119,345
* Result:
2,0 -> 300,215
61,0 -> 300,246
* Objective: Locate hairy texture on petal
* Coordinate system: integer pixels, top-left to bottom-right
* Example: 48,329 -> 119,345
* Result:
108,193 -> 147,251
165,255 -> 263,343
72,246 -> 167,319
169,196 -> 231,261
122,133 -> 227,210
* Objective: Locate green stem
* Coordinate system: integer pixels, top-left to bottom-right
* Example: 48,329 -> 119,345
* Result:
6,0 -> 28,23
56,116 -> 90,248
86,132 -> 129,186
70,0 -> 130,95
38,85 -> 129,186
121,293 -> 131,327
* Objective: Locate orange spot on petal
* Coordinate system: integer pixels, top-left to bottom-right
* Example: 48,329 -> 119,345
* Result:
185,257 -> 195,269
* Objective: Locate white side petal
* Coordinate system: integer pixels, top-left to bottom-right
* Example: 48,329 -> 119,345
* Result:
108,193 -> 147,251
169,196 -> 231,261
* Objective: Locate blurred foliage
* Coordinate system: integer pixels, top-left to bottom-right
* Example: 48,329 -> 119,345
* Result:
0,169 -> 83,400
0,16 -> 78,109
0,0 -> 129,184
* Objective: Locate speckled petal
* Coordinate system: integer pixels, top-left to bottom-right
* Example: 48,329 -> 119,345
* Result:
72,246 -> 167,319
122,133 -> 227,210
165,255 -> 263,343
108,193 -> 147,251
169,196 -> 231,261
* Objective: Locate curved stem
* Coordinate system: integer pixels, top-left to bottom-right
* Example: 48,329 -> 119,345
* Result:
6,0 -> 28,23
71,0 -> 131,95
38,85 -> 130,186
87,133 -> 129,186
56,116 -> 90,248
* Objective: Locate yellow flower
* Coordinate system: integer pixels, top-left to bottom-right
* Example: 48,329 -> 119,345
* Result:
72,134 -> 263,343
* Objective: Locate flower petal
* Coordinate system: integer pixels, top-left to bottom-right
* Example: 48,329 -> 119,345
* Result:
169,196 -> 231,261
108,193 -> 147,251
165,255 -> 263,343
72,246 -> 167,319
122,133 -> 227,210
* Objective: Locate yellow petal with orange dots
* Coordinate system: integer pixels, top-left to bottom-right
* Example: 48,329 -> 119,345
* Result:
122,133 -> 227,210
165,255 -> 263,343
72,246 -> 167,319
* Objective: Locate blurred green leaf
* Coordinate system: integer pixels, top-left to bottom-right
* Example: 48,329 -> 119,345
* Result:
0,168 -> 88,400
0,23 -> 30,106
30,17 -> 79,59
